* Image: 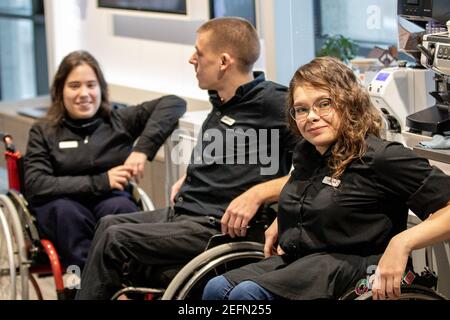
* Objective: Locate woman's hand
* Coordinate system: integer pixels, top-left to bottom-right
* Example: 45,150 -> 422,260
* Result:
124,151 -> 147,183
372,203 -> 450,300
170,174 -> 186,207
264,218 -> 284,258
107,165 -> 133,191
372,234 -> 411,300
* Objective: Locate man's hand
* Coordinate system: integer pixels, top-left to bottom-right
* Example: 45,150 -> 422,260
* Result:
107,165 -> 133,191
221,176 -> 289,238
124,151 -> 147,184
263,218 -> 284,258
221,187 -> 262,238
170,174 -> 186,207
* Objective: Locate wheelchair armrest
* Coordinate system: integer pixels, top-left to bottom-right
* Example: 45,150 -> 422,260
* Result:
204,203 -> 277,250
205,234 -> 235,250
128,181 -> 155,211
205,228 -> 268,251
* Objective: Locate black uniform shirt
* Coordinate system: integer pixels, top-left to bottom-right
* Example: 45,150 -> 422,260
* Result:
24,95 -> 186,203
175,72 -> 299,218
278,135 -> 450,257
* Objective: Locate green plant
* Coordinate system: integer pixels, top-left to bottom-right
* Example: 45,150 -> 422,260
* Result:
317,34 -> 359,64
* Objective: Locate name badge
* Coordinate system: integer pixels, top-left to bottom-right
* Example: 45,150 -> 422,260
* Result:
59,141 -> 79,149
322,176 -> 341,188
221,116 -> 236,127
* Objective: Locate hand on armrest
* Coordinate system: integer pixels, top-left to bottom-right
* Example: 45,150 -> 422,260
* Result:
221,176 -> 289,238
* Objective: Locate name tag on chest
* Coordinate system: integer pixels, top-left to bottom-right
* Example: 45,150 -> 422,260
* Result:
322,176 -> 341,188
220,116 -> 236,127
59,141 -> 79,149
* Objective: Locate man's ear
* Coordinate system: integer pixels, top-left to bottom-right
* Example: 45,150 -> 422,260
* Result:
219,53 -> 233,71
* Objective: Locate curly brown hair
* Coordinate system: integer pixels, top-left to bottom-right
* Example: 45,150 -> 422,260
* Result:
46,50 -> 110,126
287,56 -> 382,180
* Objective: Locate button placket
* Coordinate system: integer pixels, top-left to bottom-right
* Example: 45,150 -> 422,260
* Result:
297,182 -> 313,229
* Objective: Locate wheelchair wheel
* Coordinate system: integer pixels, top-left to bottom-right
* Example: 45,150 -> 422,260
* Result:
354,285 -> 447,300
0,194 -> 30,299
0,206 -> 17,299
162,241 -> 264,300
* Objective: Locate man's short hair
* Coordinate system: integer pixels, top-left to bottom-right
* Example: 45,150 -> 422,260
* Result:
198,17 -> 260,73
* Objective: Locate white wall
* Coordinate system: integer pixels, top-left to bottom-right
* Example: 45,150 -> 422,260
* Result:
44,0 -> 210,102
43,0 -> 275,104
260,0 -> 315,86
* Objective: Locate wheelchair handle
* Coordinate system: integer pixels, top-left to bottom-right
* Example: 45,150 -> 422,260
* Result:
1,132 -> 16,152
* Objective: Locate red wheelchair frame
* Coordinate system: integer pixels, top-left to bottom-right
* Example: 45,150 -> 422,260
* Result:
1,132 -> 67,299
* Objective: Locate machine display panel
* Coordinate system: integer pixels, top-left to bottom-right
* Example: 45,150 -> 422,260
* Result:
375,73 -> 390,82
406,0 -> 419,5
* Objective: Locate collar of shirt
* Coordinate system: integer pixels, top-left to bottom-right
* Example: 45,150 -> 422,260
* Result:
62,115 -> 104,135
208,71 -> 266,108
292,139 -> 334,174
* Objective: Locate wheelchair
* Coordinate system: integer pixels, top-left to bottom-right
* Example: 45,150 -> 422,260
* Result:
338,214 -> 449,301
339,265 -> 448,300
0,133 -> 155,300
109,209 -> 275,300
111,210 -> 449,301
3,132 -> 447,301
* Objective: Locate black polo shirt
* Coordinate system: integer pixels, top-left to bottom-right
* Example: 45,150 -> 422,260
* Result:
278,135 -> 450,257
174,72 -> 299,218
223,134 -> 450,300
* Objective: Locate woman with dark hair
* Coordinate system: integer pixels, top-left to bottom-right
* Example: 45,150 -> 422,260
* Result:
203,56 -> 450,300
24,50 -> 186,269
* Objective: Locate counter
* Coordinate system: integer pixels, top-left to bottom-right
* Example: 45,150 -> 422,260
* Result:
403,132 -> 450,174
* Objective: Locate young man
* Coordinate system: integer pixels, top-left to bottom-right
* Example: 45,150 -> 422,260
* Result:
76,17 -> 299,300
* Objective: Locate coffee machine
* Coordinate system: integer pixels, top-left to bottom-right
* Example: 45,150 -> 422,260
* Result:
368,63 -> 434,141
369,0 -> 450,140
401,0 -> 450,134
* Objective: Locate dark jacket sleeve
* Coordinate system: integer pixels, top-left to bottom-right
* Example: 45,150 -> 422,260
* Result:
373,141 -> 450,220
116,95 -> 187,160
23,124 -> 110,202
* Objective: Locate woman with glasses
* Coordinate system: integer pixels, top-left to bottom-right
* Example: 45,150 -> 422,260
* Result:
203,56 -> 450,300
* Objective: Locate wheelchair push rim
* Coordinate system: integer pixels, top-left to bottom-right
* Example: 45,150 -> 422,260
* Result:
0,207 -> 17,299
162,241 -> 265,300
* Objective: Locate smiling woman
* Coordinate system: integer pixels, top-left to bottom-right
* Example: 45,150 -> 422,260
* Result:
202,56 -> 450,301
46,51 -> 109,126
22,50 -> 186,271
62,64 -> 101,120
291,86 -> 340,155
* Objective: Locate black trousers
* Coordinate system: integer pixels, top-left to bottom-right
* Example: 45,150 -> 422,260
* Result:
32,191 -> 139,269
75,208 -> 220,300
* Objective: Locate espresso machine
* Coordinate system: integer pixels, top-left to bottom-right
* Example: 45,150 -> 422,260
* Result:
369,0 -> 450,141
402,0 -> 450,134
392,0 -> 450,299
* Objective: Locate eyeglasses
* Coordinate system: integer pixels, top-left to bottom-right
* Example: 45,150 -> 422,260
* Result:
289,98 -> 333,122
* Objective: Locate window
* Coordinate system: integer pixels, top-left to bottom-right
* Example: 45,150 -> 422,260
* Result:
210,0 -> 256,27
0,0 -> 48,101
98,0 -> 187,15
315,0 -> 398,55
